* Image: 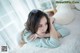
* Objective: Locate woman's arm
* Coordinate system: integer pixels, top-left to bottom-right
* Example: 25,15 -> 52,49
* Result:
29,33 -> 50,41
23,32 -> 60,48
36,33 -> 50,37
49,18 -> 61,39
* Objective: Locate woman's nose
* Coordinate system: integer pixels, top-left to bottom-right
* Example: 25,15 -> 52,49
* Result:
42,26 -> 45,31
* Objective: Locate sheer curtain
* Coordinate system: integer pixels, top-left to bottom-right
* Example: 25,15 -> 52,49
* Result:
0,0 -> 36,52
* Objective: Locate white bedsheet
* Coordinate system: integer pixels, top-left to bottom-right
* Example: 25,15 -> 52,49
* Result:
10,10 -> 80,53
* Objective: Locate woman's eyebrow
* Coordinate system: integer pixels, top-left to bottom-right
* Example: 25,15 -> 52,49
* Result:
38,24 -> 42,26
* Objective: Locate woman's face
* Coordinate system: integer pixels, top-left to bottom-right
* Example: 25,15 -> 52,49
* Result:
36,16 -> 48,36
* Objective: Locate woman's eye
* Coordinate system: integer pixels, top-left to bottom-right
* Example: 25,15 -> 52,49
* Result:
38,25 -> 42,27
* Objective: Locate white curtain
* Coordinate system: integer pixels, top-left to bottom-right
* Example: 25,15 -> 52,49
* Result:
0,0 -> 36,52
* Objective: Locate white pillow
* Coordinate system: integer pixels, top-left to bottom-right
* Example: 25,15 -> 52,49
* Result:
75,4 -> 80,10
74,0 -> 80,10
53,4 -> 75,25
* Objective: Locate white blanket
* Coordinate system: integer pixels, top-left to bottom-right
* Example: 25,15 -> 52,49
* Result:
10,10 -> 80,53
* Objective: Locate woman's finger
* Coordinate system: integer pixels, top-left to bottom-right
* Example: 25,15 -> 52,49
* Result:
29,34 -> 37,41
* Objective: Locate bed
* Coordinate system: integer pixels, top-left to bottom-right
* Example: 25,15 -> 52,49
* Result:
10,9 -> 80,53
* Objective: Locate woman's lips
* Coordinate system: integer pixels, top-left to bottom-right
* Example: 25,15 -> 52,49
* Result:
42,32 -> 45,34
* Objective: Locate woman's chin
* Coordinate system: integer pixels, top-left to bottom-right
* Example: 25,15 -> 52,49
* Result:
37,32 -> 46,36
41,32 -> 45,35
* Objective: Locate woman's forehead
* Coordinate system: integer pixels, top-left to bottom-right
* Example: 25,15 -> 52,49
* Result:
39,16 -> 47,24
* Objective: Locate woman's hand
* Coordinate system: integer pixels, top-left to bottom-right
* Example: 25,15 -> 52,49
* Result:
29,34 -> 38,41
29,33 -> 50,41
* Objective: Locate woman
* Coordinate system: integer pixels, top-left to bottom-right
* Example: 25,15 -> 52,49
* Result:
20,9 -> 70,48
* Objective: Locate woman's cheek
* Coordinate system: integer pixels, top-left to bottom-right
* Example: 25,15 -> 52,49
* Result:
46,25 -> 48,29
38,28 -> 42,32
45,25 -> 48,31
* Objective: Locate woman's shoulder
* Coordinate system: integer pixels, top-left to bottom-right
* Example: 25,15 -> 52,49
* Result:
23,29 -> 31,36
22,29 -> 32,42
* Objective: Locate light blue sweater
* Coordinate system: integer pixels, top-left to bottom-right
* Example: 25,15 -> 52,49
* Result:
23,23 -> 70,48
